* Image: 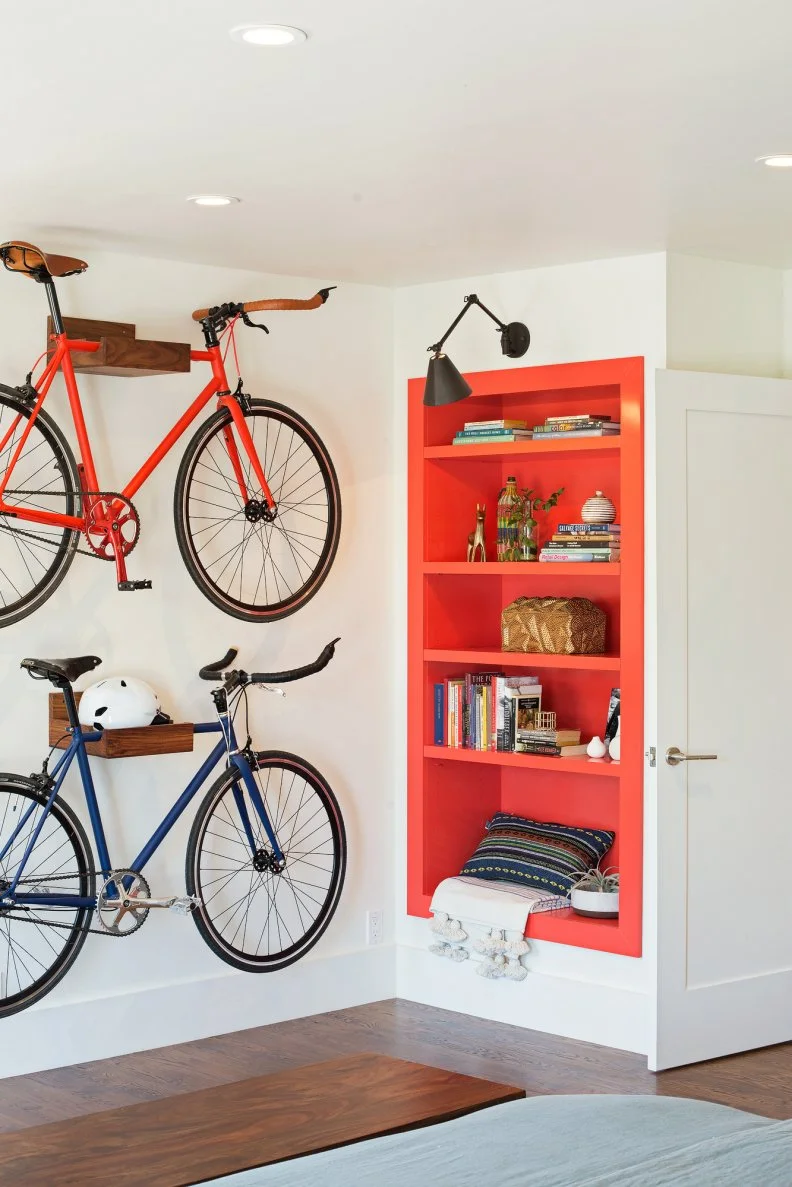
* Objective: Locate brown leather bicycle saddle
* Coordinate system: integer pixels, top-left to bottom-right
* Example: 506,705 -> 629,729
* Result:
0,240 -> 88,279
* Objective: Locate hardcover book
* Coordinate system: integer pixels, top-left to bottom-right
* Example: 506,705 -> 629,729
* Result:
556,523 -> 621,535
539,552 -> 617,562
462,419 -> 528,431
545,413 -> 612,423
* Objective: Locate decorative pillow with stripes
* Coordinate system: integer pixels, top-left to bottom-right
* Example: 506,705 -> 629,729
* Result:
460,812 -> 615,897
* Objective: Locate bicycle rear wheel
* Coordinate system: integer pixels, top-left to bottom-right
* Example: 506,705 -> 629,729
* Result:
0,776 -> 94,1017
185,751 -> 346,972
174,399 -> 341,622
0,387 -> 80,628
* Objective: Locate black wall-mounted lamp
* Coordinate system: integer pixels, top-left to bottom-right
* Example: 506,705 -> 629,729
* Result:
423,294 -> 530,407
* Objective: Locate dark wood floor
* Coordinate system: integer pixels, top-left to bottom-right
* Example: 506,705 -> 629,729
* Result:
1,998 -> 791,1132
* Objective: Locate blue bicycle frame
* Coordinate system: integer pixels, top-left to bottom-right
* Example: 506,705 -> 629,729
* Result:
0,711 -> 284,912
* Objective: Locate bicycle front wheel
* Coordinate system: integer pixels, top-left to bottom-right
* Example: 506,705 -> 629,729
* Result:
0,387 -> 80,628
0,776 -> 95,1018
186,751 -> 346,972
174,399 -> 341,622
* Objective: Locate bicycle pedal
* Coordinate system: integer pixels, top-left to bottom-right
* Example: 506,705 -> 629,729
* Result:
118,579 -> 153,591
170,896 -> 201,916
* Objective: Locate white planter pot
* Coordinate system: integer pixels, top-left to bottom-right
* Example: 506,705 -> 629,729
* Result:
570,887 -> 619,918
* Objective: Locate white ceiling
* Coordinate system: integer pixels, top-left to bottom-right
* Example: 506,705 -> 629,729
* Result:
5,0 -> 792,285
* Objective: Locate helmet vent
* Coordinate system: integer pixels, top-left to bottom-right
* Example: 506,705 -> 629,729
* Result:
120,680 -> 127,687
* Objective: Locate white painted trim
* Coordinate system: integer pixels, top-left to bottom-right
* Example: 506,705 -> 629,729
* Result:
396,944 -> 648,1054
0,946 -> 396,1079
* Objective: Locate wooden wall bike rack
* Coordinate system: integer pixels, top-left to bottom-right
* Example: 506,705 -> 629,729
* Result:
49,692 -> 195,758
46,316 -> 191,377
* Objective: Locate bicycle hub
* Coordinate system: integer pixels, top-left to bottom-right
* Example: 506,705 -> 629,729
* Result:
244,499 -> 277,524
253,848 -> 284,874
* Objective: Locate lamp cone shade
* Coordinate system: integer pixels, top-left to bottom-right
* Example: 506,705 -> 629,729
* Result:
423,353 -> 473,406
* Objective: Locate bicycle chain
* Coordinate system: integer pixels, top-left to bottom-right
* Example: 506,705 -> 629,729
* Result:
0,489 -> 141,562
2,871 -> 138,938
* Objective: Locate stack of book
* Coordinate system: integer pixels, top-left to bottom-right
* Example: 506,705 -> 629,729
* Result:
452,418 -> 532,445
539,522 -> 621,563
515,728 -> 585,757
531,413 -> 621,439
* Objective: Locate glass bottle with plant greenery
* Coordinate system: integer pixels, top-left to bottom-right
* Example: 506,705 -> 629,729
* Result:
513,486 -> 564,561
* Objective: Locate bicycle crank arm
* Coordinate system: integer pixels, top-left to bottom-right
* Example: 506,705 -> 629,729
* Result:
122,895 -> 201,913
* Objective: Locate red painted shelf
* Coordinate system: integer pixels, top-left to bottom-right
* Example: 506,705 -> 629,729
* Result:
426,436 -> 621,461
423,745 -> 619,778
408,357 -> 644,958
424,648 -> 621,671
423,562 -> 621,577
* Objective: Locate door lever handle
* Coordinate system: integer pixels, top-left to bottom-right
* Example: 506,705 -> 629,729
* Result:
665,746 -> 718,766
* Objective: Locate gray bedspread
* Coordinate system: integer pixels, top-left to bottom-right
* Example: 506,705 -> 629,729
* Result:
212,1094 -> 792,1186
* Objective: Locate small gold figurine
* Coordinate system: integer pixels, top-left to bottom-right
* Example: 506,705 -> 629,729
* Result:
467,504 -> 486,562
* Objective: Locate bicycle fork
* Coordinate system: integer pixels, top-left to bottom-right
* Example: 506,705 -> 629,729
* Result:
215,696 -> 284,868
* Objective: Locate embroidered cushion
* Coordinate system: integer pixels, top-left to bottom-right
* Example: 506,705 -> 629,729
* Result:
460,812 -> 615,897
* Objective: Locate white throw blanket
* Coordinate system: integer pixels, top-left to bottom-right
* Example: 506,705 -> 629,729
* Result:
430,876 -> 565,931
428,877 -> 567,982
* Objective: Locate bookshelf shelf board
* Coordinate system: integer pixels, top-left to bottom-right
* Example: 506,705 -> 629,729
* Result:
405,891 -> 626,954
425,436 -> 621,461
527,908 -> 624,949
423,561 -> 621,578
424,647 -> 620,671
423,744 -> 619,778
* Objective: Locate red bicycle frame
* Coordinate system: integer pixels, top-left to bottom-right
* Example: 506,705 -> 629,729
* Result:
0,332 -> 275,585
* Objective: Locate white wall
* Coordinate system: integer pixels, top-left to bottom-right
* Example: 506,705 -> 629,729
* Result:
1,250 -> 395,1076
392,253 -> 667,1054
667,254 -> 785,377
782,270 -> 792,375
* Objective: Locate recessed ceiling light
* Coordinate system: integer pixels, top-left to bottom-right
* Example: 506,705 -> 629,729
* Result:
186,195 -> 241,207
756,155 -> 792,168
230,24 -> 307,47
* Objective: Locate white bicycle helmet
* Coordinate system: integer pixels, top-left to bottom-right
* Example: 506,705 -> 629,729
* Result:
78,677 -> 170,730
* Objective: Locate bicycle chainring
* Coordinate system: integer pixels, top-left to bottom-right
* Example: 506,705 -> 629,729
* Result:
96,869 -> 150,936
84,494 -> 140,560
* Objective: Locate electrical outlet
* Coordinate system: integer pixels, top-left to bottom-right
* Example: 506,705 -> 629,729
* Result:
366,909 -> 383,945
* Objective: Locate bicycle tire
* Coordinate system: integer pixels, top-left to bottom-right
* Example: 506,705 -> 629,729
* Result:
185,751 -> 346,972
0,774 -> 95,1018
173,399 -> 341,622
0,387 -> 81,628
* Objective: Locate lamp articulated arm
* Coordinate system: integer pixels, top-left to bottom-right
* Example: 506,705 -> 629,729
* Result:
427,294 -> 530,360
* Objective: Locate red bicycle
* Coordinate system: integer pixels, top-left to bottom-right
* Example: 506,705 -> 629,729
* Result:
0,241 -> 341,627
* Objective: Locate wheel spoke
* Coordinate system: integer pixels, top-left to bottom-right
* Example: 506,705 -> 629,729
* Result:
191,760 -> 344,968
0,785 -> 91,1016
0,394 -> 78,625
179,402 -> 339,619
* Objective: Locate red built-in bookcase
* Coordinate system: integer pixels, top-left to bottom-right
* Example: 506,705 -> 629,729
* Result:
407,358 -> 644,956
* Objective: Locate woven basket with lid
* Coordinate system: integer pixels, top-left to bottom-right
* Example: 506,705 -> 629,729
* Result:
501,596 -> 606,655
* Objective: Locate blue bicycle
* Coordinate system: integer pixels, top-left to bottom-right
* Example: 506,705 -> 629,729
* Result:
0,642 -> 346,1017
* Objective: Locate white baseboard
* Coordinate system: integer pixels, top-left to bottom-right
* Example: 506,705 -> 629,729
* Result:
1,945 -> 396,1079
397,944 -> 648,1055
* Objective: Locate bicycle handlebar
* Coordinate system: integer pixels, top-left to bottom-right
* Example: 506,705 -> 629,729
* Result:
250,638 -> 340,685
198,639 -> 340,687
192,287 -> 335,324
199,649 -> 239,680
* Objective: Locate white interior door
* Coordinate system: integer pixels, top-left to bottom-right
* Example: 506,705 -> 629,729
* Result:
651,368 -> 792,1071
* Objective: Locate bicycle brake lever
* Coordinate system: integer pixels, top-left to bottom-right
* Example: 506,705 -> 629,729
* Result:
239,311 -> 269,334
254,684 -> 286,697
